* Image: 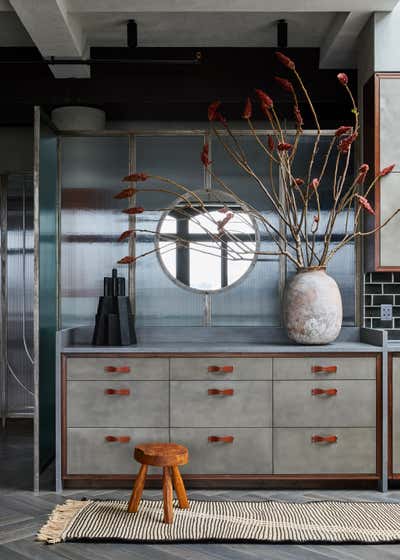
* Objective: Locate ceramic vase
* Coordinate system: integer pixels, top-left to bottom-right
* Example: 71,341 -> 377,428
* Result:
283,267 -> 342,345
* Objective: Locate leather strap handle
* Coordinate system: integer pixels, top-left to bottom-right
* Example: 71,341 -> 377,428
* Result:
311,388 -> 338,396
208,388 -> 234,396
208,436 -> 235,443
311,435 -> 338,444
208,366 -> 234,373
105,388 -> 131,396
105,366 -> 131,373
105,435 -> 131,443
311,365 -> 337,374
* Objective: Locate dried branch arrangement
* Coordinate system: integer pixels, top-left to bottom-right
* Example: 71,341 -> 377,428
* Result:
115,52 -> 399,271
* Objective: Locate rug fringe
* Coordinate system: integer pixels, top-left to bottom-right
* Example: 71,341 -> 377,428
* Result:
36,499 -> 90,544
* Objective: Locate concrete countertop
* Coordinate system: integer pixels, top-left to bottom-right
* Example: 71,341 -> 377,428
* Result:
58,326 -> 385,354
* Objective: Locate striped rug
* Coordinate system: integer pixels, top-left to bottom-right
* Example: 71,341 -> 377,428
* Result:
37,498 -> 400,544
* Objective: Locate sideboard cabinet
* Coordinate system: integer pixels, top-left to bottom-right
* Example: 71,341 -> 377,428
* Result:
61,352 -> 381,487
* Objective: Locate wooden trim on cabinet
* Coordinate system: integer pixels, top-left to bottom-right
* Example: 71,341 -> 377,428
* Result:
365,73 -> 400,271
61,352 -> 383,486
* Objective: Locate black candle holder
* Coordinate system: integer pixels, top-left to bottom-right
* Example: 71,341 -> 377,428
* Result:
92,269 -> 137,346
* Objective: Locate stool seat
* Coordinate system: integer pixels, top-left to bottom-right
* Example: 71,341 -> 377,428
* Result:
128,442 -> 190,523
134,443 -> 188,467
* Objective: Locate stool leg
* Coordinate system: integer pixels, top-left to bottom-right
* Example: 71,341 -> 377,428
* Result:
171,465 -> 189,509
127,464 -> 148,513
162,467 -> 173,523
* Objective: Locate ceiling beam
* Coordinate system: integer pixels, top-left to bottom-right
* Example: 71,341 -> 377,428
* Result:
319,12 -> 371,68
8,0 -> 90,78
66,0 -> 398,12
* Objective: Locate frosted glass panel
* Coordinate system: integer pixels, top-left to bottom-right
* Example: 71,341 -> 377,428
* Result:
60,136 -> 129,327
212,134 -> 278,210
135,212 -> 204,326
135,135 -> 204,210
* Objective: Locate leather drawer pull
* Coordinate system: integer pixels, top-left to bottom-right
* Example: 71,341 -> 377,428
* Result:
311,435 -> 338,444
105,388 -> 131,396
311,365 -> 337,374
208,436 -> 235,443
105,436 -> 131,443
208,366 -> 234,373
208,388 -> 234,396
311,388 -> 338,396
105,366 -> 131,373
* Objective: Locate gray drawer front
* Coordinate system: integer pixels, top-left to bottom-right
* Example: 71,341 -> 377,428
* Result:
274,428 -> 376,474
392,357 -> 400,474
67,381 -> 169,427
172,428 -> 272,474
170,358 -> 272,380
170,381 -> 272,427
67,428 -> 169,475
66,357 -> 169,380
273,357 -> 376,380
274,380 -> 376,428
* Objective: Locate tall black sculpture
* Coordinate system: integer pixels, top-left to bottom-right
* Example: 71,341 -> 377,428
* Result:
92,269 -> 137,346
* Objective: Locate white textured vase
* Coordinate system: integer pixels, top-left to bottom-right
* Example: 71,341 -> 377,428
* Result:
283,267 -> 343,345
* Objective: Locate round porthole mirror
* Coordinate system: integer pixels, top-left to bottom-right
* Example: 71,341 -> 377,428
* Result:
156,190 -> 259,293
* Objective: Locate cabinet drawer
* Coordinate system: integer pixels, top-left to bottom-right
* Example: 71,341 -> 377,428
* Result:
65,357 -> 169,380
274,428 -> 376,474
67,428 -> 169,475
172,428 -> 272,474
67,381 -> 169,427
170,358 -> 272,380
392,357 -> 400,474
273,357 -> 376,380
170,381 -> 272,427
274,380 -> 376,427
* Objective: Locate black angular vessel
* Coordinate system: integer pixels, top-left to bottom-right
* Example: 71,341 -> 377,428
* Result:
92,268 -> 137,346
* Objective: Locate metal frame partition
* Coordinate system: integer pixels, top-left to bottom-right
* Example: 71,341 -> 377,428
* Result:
57,127 -> 361,330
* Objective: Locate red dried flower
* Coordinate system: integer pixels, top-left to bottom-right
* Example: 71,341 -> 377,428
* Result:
268,134 -> 274,152
114,187 -> 138,199
335,125 -> 352,137
355,194 -> 375,216
337,72 -> 349,86
294,105 -> 303,128
309,178 -> 320,190
277,142 -> 293,152
242,97 -> 252,119
201,143 -> 211,167
275,51 -> 295,70
208,100 -> 221,121
255,89 -> 273,109
122,207 -> 145,215
274,76 -> 293,93
313,215 -> 320,223
118,255 -> 137,264
261,103 -> 273,121
338,132 -> 358,153
118,229 -> 134,242
356,163 -> 369,185
122,173 -> 148,182
380,164 -> 395,176
217,212 -> 234,233
293,178 -> 304,187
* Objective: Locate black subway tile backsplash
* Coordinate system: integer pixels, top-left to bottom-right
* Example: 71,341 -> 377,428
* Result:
365,284 -> 383,294
373,295 -> 394,305
371,272 -> 393,282
364,271 -> 400,338
384,284 -> 400,294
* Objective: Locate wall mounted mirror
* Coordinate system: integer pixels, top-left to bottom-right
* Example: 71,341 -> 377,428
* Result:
156,190 -> 259,293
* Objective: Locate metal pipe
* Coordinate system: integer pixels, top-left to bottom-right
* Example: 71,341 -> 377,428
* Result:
0,175 -> 8,429
0,56 -> 201,66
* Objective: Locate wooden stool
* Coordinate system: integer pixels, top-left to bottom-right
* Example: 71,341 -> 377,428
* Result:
127,443 -> 189,523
